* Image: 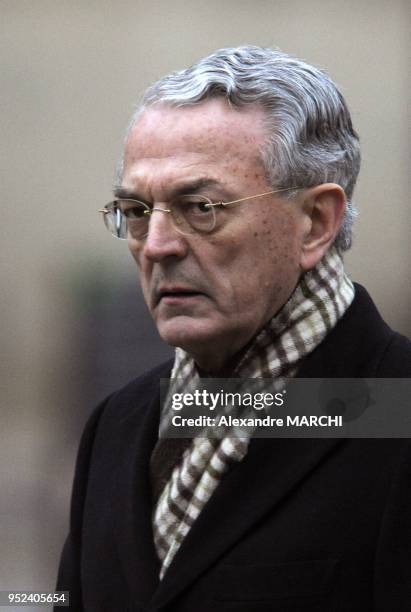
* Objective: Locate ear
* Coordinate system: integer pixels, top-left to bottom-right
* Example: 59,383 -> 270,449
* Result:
299,183 -> 346,271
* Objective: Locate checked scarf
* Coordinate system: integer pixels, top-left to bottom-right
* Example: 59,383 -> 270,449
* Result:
151,246 -> 354,578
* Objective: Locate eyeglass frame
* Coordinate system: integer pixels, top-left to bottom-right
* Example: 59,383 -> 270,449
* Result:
98,186 -> 303,240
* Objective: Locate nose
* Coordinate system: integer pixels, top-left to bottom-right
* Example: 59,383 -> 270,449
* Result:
141,207 -> 188,262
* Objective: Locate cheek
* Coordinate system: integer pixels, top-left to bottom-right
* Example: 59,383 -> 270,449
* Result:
244,214 -> 302,293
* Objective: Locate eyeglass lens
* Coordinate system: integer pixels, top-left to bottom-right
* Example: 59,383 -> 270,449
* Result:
104,195 -> 216,239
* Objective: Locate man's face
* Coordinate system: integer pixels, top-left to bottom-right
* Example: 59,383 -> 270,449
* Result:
121,99 -> 308,371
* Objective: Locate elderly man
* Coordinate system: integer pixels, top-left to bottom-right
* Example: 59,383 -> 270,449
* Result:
57,47 -> 411,611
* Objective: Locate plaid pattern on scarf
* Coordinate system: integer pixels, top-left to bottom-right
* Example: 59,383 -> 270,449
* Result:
152,247 -> 354,578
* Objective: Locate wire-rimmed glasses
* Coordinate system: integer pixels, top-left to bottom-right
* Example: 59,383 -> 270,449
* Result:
99,187 -> 301,240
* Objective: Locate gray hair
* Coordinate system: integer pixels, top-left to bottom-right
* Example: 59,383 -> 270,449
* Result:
122,45 -> 361,251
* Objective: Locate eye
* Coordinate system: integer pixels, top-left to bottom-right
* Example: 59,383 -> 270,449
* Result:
124,206 -> 146,219
177,195 -> 213,216
118,200 -> 149,219
187,200 -> 210,214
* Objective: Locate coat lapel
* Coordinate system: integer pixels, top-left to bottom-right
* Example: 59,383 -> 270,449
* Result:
111,385 -> 162,604
148,435 -> 342,610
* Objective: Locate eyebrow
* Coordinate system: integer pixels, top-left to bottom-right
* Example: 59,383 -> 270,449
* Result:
113,178 -> 223,202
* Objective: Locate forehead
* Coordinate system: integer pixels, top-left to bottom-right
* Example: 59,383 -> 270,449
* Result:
122,99 -> 268,190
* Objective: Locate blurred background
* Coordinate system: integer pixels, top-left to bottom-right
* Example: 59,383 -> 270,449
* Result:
1,0 -> 410,604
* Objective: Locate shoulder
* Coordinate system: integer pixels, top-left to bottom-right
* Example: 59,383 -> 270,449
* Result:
377,331 -> 411,376
80,358 -> 174,450
68,358 -> 174,500
299,283 -> 411,377
349,283 -> 411,376
105,358 -> 174,407
96,357 -> 174,423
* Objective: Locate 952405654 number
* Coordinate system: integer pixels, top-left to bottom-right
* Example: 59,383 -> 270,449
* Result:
0,591 -> 69,606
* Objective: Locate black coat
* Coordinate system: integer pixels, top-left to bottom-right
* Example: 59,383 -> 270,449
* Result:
56,285 -> 411,611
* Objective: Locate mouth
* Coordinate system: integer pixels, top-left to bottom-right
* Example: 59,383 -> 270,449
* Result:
157,287 -> 206,305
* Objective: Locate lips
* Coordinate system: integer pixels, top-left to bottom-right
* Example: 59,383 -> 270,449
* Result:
156,286 -> 205,304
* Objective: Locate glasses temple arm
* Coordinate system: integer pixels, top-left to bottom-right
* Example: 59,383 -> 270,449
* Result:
206,187 -> 302,209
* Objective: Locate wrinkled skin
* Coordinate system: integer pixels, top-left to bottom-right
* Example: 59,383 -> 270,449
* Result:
121,99 -> 311,372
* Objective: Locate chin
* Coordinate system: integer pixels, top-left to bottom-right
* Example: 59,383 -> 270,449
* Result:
156,316 -> 223,353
